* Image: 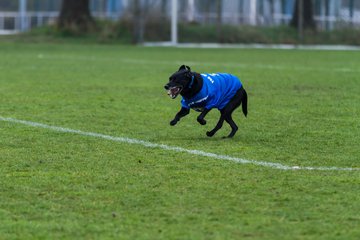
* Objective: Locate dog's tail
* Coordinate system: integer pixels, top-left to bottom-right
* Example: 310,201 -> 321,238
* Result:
242,88 -> 248,117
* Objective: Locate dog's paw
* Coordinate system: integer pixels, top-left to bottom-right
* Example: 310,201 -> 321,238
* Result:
206,131 -> 214,137
170,119 -> 178,126
197,118 -> 206,125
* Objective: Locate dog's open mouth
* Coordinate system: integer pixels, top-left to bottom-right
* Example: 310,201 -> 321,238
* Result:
167,86 -> 182,99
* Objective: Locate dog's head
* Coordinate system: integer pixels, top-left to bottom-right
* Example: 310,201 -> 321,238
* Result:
164,65 -> 194,99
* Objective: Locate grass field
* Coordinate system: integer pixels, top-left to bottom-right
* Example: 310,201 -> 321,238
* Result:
0,42 -> 359,239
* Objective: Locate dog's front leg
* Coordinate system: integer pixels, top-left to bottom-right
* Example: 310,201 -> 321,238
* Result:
170,107 -> 190,126
197,108 -> 211,125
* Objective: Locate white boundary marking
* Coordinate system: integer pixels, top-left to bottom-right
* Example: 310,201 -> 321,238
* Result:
1,116 -> 359,172
144,42 -> 360,51
31,54 -> 360,74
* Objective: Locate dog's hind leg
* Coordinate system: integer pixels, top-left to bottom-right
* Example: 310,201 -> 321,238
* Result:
224,114 -> 238,138
206,104 -> 238,138
206,115 -> 225,137
219,88 -> 244,138
206,87 -> 246,138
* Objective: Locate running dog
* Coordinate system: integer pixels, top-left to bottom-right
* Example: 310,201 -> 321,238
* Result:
164,65 -> 248,138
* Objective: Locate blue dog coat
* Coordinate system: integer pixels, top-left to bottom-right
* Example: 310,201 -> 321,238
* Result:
181,73 -> 242,112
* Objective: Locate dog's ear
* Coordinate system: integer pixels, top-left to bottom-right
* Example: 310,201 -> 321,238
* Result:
178,65 -> 191,71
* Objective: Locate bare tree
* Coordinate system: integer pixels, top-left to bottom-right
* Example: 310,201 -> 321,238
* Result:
58,0 -> 95,33
216,0 -> 222,42
129,0 -> 157,43
132,0 -> 144,43
290,0 -> 316,30
161,0 -> 167,14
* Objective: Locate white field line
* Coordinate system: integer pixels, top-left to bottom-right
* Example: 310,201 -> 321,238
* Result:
144,42 -> 360,51
1,116 -> 359,172
32,54 -> 360,74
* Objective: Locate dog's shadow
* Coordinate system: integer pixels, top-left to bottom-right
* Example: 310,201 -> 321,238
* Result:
163,135 -> 242,142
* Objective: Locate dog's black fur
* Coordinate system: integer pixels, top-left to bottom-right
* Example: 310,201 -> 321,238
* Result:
164,65 -> 248,138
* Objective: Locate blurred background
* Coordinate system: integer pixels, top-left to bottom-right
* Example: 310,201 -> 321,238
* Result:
1,0 -> 360,45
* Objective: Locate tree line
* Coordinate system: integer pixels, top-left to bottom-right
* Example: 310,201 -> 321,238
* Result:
58,0 -> 316,42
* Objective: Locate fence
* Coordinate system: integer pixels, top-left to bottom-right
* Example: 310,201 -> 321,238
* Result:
0,11 -> 58,34
0,11 -> 122,34
0,0 -> 360,35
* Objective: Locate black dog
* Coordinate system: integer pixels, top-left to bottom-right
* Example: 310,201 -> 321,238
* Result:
164,65 -> 247,138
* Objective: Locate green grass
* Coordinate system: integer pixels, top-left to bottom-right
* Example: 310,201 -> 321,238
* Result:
0,42 -> 359,239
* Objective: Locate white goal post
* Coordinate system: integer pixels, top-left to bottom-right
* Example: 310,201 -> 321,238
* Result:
171,0 -> 178,45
